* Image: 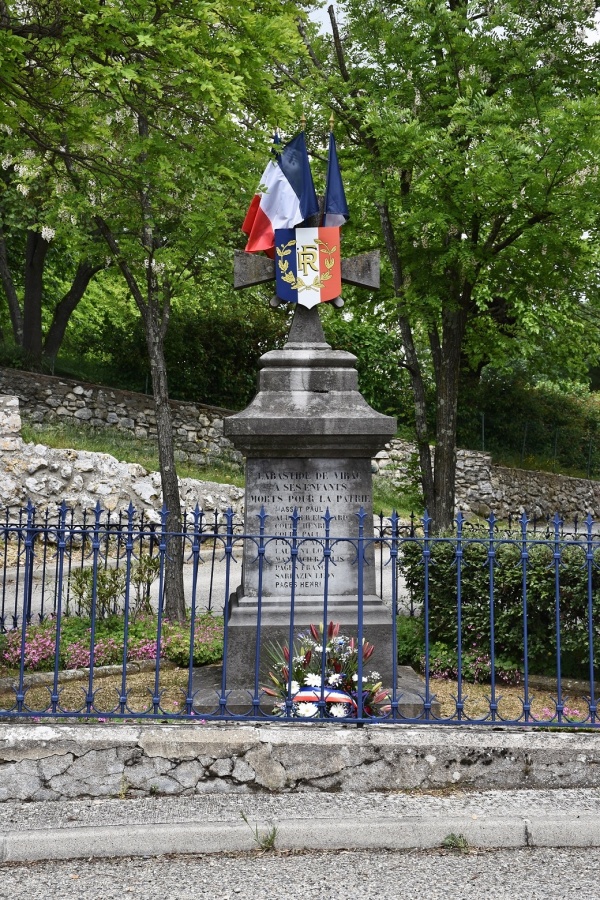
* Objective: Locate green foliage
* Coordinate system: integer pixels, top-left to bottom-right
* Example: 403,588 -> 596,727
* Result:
400,535 -> 600,678
458,370 -> 600,478
58,266 -> 288,407
396,615 -> 424,670
298,0 -> 600,527
70,567 -> 126,618
0,612 -> 224,672
442,833 -> 469,852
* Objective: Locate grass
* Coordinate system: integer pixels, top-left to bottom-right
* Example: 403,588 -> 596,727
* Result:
21,421 -> 245,487
21,421 -> 417,511
372,476 -> 419,518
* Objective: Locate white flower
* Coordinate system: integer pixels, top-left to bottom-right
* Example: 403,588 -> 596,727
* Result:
369,671 -> 381,680
16,184 -> 29,196
23,149 -> 35,159
304,673 -> 322,687
329,704 -> 350,717
294,702 -> 318,718
352,674 -> 358,682
327,673 -> 342,686
1,156 -> 13,169
290,680 -> 300,695
41,226 -> 55,242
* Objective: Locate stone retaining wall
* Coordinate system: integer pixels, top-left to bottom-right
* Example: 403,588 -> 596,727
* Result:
374,439 -> 600,521
0,395 -> 244,519
0,367 -> 242,469
0,723 -> 599,800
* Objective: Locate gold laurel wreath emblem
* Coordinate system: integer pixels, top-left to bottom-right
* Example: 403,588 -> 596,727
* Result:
277,238 -> 337,292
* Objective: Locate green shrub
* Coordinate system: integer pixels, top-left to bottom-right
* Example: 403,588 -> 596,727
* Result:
397,615 -> 424,669
399,535 -> 600,679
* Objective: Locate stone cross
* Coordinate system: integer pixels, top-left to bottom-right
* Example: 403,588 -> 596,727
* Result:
233,248 -> 380,306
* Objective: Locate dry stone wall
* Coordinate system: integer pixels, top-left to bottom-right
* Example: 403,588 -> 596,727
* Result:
1,723 -> 599,800
0,396 -> 243,519
0,367 -> 242,469
374,439 -> 600,521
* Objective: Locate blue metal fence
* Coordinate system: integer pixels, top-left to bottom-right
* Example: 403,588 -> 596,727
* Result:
0,500 -> 598,727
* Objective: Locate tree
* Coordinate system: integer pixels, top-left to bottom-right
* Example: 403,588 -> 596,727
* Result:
299,0 -> 600,529
0,0 -> 304,617
0,13 -> 105,366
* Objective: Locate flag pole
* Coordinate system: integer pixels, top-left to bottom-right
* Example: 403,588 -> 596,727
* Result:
329,112 -> 335,131
300,112 -> 306,131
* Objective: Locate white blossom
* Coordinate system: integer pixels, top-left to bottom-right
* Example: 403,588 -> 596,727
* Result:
1,156 -> 13,169
294,702 -> 318,718
329,704 -> 350,717
304,673 -> 322,687
41,226 -> 55,242
23,149 -> 35,159
16,184 -> 29,196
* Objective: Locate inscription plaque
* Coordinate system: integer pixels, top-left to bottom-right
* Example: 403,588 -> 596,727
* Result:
243,457 -> 376,598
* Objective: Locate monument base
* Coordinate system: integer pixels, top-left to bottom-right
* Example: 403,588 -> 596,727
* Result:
190,663 -> 436,718
223,586 -> 395,689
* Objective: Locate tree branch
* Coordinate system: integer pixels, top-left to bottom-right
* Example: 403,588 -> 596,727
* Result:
491,211 -> 553,255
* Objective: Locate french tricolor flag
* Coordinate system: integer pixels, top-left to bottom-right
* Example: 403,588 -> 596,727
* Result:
242,132 -> 319,256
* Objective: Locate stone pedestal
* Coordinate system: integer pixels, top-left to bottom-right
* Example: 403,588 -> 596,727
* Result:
221,305 -> 397,690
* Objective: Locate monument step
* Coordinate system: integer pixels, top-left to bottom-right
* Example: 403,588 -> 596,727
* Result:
191,663 -> 438,719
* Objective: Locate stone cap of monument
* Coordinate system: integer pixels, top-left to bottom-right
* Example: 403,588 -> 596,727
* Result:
224,305 -> 396,458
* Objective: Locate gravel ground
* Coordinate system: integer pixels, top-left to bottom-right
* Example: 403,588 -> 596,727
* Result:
2,789 -> 600,832
0,847 -> 599,899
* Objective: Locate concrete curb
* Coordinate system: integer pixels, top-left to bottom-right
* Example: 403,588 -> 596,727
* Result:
3,812 -> 600,861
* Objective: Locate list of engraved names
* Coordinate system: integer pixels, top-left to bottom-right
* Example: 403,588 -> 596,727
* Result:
244,459 -> 373,596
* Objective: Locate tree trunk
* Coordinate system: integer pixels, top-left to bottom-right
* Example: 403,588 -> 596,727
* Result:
0,224 -> 23,345
430,298 -> 468,532
43,260 -> 103,360
22,229 -> 48,365
145,313 -> 186,623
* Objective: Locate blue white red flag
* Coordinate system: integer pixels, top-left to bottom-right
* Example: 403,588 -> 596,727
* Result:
322,132 -> 349,227
275,227 -> 341,308
293,687 -> 357,708
242,133 -> 319,256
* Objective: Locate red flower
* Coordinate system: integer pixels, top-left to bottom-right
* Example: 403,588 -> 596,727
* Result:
310,623 -> 320,641
304,650 -> 312,665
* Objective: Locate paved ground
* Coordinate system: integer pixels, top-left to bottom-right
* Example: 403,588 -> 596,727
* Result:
2,788 -> 600,864
1,846 -> 600,899
2,546 -> 413,623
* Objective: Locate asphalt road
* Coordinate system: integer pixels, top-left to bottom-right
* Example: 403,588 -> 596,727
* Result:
0,846 -> 598,899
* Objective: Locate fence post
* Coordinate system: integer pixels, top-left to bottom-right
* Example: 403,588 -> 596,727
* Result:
455,511 -> 464,721
50,501 -> 69,714
85,501 -> 103,715
586,513 -> 597,724
16,501 -> 36,712
520,512 -> 531,723
422,510 -> 432,721
185,504 -> 203,716
284,507 -> 300,719
251,506 -> 267,717
219,507 -> 235,716
553,512 -> 564,722
487,512 -> 498,722
389,510 -> 399,720
119,502 -> 136,717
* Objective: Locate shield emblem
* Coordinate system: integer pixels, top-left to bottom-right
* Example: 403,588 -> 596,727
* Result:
275,227 -> 342,308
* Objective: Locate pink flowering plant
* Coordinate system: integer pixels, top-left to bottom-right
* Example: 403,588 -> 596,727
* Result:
264,621 -> 389,718
0,613 -> 223,673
